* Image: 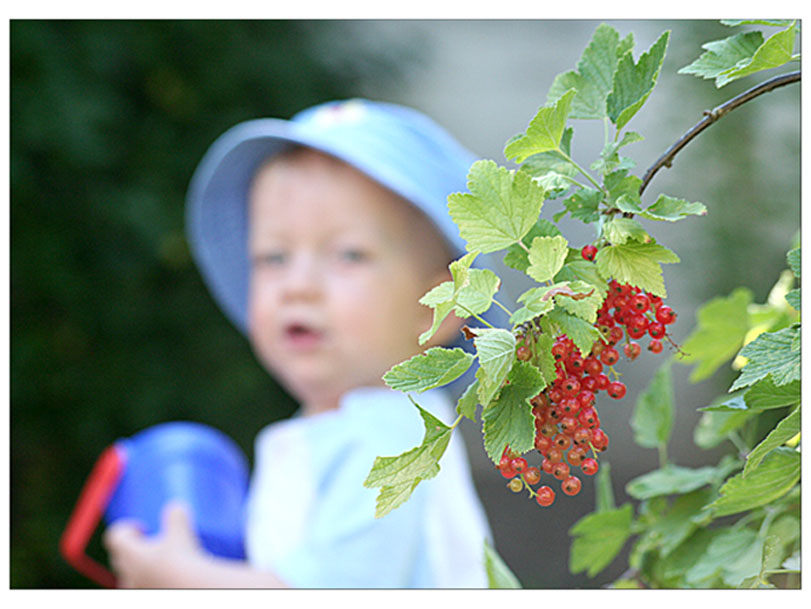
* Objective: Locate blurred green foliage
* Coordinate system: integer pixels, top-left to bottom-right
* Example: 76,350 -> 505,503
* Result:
10,20 -> 406,588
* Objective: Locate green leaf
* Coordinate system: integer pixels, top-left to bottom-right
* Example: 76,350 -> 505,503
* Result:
592,131 -> 643,175
684,527 -> 759,586
503,218 -> 562,273
455,269 -> 501,316
455,379 -> 479,422
541,308 -> 602,357
383,347 -> 474,393
481,361 -> 544,462
785,288 -> 800,311
602,216 -> 649,245
483,539 -> 522,589
786,247 -> 800,278
552,280 -> 603,323
594,241 -> 680,297
448,160 -> 545,254
630,361 -> 674,449
364,403 -> 452,518
504,89 -> 576,163
569,504 -> 634,577
744,377 -> 800,411
678,31 -> 764,82
449,251 -> 479,294
474,328 -> 516,391
554,259 -> 609,298
418,299 -> 454,346
625,465 -> 721,500
604,169 -> 643,208
533,331 -> 557,388
679,287 -> 753,382
729,326 -> 801,391
722,19 -> 793,27
708,447 -> 800,517
559,187 -> 602,223
509,286 -> 556,326
694,408 -> 754,450
526,235 -> 569,283
607,30 -> 670,130
645,489 -> 715,558
743,406 -> 801,476
547,24 -> 626,120
640,195 -> 708,222
696,391 -> 748,412
716,22 -> 798,87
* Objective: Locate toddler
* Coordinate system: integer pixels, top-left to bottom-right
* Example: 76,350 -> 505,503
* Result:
104,99 -> 494,588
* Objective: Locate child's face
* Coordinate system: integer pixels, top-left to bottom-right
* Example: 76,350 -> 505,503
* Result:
247,149 -> 454,413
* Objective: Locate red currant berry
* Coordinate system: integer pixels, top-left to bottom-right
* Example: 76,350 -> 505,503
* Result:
547,447 -> 564,463
583,357 -> 603,376
655,305 -> 677,325
590,428 -> 610,451
516,345 -> 532,361
581,244 -> 598,261
624,342 -> 641,360
648,322 -> 666,339
524,466 -> 541,486
600,346 -> 620,366
594,373 -> 610,390
562,376 -> 581,396
565,354 -> 585,376
577,390 -> 596,408
629,314 -> 649,331
608,326 -> 624,345
541,458 -> 555,474
511,457 -> 528,474
530,393 -> 548,410
553,433 -> 572,451
648,339 -> 664,354
627,325 -> 647,339
581,458 -> 599,476
536,486 -> 556,507
548,387 -> 564,404
630,293 -> 650,313
551,342 -> 569,361
578,406 -> 599,429
559,416 -> 578,436
581,375 -> 598,392
534,434 -> 552,454
562,475 -> 582,496
559,397 -> 579,415
540,422 -> 557,438
507,477 -> 524,492
500,464 -> 517,479
567,446 -> 587,467
552,462 -> 571,481
607,381 -> 627,399
573,426 -> 591,446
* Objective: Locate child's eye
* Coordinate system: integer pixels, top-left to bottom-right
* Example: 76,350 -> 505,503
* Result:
338,248 -> 369,263
253,251 -> 286,266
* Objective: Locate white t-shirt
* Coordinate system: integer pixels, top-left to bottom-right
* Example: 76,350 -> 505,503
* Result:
243,386 -> 492,588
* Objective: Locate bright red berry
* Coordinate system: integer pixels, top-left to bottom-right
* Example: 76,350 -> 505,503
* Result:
573,427 -> 591,446
581,458 -> 599,476
630,293 -> 650,313
578,406 -> 599,429
655,305 -> 677,325
547,447 -> 564,464
608,327 -> 624,345
649,339 -> 664,354
590,428 -> 610,451
559,397 -> 579,415
541,458 -> 555,474
581,375 -> 598,392
562,475 -> 582,496
624,342 -> 641,360
534,434 -> 552,454
536,486 -> 556,507
559,416 -> 578,436
600,346 -> 620,366
562,376 -> 581,396
523,466 -> 541,486
552,462 -> 571,480
648,322 -> 666,339
607,381 -> 627,399
553,433 -> 573,451
567,446 -> 587,467
594,373 -> 610,390
581,244 -> 598,261
510,457 -> 528,474
627,324 -> 647,339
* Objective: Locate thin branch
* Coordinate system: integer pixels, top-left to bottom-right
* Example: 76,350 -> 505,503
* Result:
639,70 -> 801,196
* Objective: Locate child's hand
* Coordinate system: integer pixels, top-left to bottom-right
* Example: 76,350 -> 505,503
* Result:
103,501 -> 206,588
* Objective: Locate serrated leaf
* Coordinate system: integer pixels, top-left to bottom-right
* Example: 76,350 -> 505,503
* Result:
481,361 -> 544,462
708,447 -> 800,517
650,489 -> 715,557
534,331 -> 557,388
679,287 -> 753,382
547,24 -> 625,120
509,287 -> 555,326
684,527 -> 759,585
722,19 -> 793,27
785,288 -> 800,311
744,377 -> 800,410
526,235 -> 569,283
594,241 -> 680,297
560,187 -> 602,223
551,280 -> 602,323
503,218 -> 562,273
569,504 -> 633,577
456,379 -> 479,422
631,361 -> 674,449
474,328 -> 516,392
418,299 -> 454,346
786,247 -> 800,278
383,347 -> 474,393
743,406 -> 800,476
541,308 -> 602,357
602,216 -> 649,245
455,269 -> 501,317
716,22 -> 798,87
449,251 -> 480,294
679,31 -> 764,82
640,195 -> 708,221
448,160 -> 545,254
504,89 -> 576,163
483,539 -> 522,589
605,169 -> 643,206
592,131 -> 644,175
626,465 -> 721,500
607,30 -> 670,130
475,365 -> 500,410
554,260 -> 609,298
729,326 -> 801,391
364,404 -> 452,518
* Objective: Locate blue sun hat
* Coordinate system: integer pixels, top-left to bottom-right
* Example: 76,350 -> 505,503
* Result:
185,98 -> 507,338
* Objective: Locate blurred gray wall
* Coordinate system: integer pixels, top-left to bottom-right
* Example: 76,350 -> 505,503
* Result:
313,20 -> 800,588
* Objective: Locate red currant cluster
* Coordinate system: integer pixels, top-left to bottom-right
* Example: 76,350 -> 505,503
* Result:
497,244 -> 678,507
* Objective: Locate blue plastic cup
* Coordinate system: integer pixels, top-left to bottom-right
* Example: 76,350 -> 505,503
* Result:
105,421 -> 249,560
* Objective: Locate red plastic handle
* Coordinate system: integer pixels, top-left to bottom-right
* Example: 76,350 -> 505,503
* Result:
60,444 -> 126,588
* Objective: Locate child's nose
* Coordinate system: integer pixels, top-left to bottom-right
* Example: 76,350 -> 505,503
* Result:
280,252 -> 322,300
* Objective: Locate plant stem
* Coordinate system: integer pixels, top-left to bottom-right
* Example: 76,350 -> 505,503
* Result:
454,302 -> 495,329
449,413 -> 464,430
657,443 -> 668,469
492,298 -> 514,317
557,148 -> 606,195
728,431 -> 750,458
639,70 -> 800,196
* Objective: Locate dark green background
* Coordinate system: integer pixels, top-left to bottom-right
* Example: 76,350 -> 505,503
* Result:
10,20 -> 800,588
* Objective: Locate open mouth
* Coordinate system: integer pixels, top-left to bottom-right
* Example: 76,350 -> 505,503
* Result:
283,323 -> 325,348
